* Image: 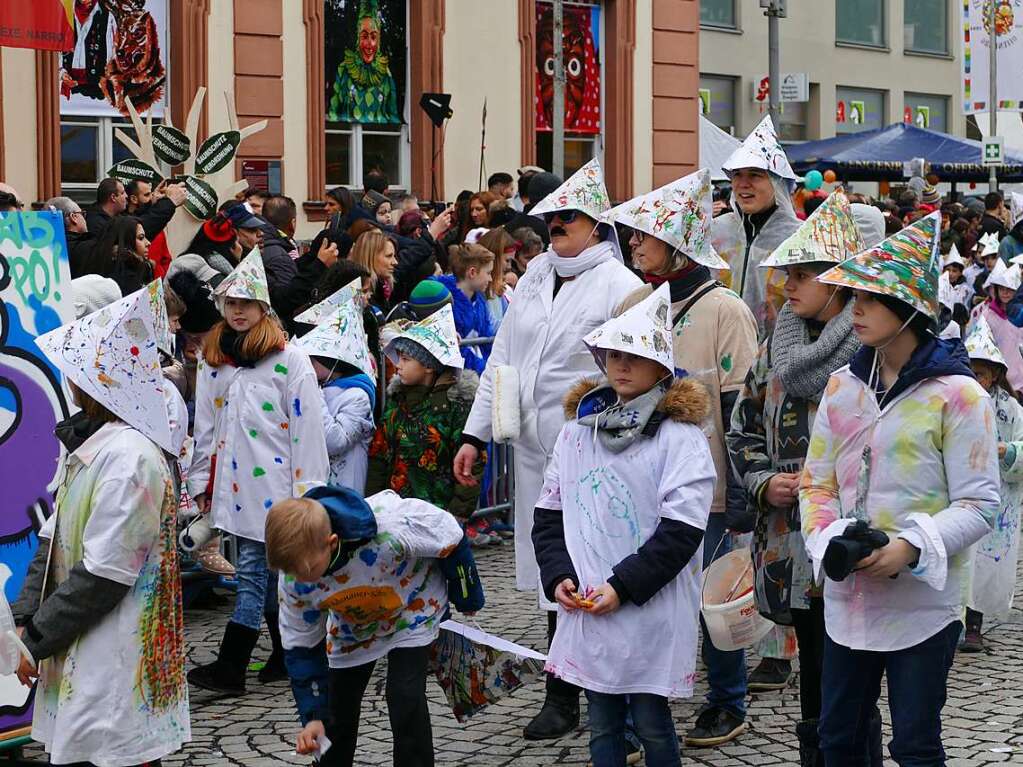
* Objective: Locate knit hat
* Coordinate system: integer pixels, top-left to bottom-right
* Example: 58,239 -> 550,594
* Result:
294,276 -> 362,325
202,215 -> 236,244
362,190 -> 389,214
920,184 -> 942,206
166,253 -> 221,286
583,282 -> 674,378
167,270 -> 221,333
721,114 -> 797,182
984,259 -> 1022,291
71,275 -> 122,319
762,188 -> 863,268
36,288 -> 174,452
384,303 -> 463,370
525,172 -> 563,208
602,168 -> 727,269
964,314 -> 1008,369
294,297 -> 374,378
389,337 -> 444,372
409,279 -> 453,318
943,244 -> 965,269
213,249 -> 271,312
529,158 -> 612,223
818,211 -> 941,320
1010,192 -> 1023,228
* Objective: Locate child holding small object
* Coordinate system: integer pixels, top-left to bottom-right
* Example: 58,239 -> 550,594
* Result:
268,485 -> 483,767
532,284 -> 716,767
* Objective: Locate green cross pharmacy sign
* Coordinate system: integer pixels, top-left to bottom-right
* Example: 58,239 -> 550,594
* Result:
984,137 -> 1004,166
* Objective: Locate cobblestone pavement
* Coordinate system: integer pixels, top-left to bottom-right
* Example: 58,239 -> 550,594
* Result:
30,543 -> 1023,766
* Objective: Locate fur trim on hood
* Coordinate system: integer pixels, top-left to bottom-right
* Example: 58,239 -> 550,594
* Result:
563,376 -> 710,425
386,369 -> 480,404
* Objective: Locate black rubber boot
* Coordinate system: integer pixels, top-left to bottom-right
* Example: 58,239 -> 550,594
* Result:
796,719 -> 824,767
868,706 -> 884,767
258,611 -> 288,683
522,612 -> 580,740
187,621 -> 260,696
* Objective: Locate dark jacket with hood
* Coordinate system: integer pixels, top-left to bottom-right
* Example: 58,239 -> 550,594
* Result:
532,377 -> 710,607
850,334 -> 975,408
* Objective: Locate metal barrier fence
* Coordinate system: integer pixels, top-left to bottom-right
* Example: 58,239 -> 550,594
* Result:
376,335 -> 515,528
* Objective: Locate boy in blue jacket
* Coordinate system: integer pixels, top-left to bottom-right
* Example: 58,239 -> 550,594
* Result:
432,244 -> 494,374
266,485 -> 483,767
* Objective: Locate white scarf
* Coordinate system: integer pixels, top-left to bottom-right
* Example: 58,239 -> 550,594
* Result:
547,240 -> 618,278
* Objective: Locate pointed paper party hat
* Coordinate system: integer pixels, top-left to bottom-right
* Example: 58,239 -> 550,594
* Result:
979,232 -> 1000,257
584,283 -> 674,377
294,277 -> 362,326
294,297 -> 374,378
213,248 -> 271,311
964,314 -> 1007,368
36,290 -> 173,452
530,158 -> 613,222
721,114 -> 796,181
942,244 -> 965,269
818,211 -> 941,319
984,258 -> 1022,291
761,188 -> 863,268
938,272 -> 954,310
384,303 -> 463,370
602,169 -> 727,269
1011,192 -> 1023,228
140,279 -> 174,355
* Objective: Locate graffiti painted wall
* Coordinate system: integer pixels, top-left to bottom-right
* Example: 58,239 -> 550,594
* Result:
0,211 -> 72,739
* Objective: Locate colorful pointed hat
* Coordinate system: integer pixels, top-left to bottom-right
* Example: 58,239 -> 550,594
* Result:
721,115 -> 796,181
942,244 -> 965,269
36,290 -> 173,452
984,259 -> 1022,291
294,298 -> 374,378
964,314 -> 1007,368
817,211 -> 941,319
584,283 -> 674,377
384,303 -> 463,370
761,188 -> 863,268
141,279 -> 174,356
979,232 -> 1000,257
602,169 -> 727,269
294,277 -> 363,326
1011,192 -> 1023,228
213,249 -> 271,311
530,158 -> 612,222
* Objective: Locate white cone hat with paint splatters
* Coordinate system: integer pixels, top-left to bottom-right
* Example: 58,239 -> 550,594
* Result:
384,303 -> 463,370
213,248 -> 271,312
964,314 -> 1007,369
584,282 -> 674,377
294,276 -> 362,326
36,289 -> 174,452
294,297 -> 375,378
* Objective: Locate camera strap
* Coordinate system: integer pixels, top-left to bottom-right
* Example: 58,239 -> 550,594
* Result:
851,445 -> 872,522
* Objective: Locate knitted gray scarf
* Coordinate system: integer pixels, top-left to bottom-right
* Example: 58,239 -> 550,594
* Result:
770,301 -> 860,398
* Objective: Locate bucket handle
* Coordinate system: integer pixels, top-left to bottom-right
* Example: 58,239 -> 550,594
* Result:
701,530 -> 754,607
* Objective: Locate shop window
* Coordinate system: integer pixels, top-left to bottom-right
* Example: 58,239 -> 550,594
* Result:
836,87 -> 886,134
904,92 -> 949,133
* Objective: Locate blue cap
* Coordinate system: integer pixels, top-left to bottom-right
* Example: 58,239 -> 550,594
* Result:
223,201 -> 264,230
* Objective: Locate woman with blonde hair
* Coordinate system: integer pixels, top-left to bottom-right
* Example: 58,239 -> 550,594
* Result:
477,227 -> 517,331
350,227 -> 435,314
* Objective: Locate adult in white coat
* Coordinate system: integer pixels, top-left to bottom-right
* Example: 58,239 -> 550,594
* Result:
454,159 -> 641,740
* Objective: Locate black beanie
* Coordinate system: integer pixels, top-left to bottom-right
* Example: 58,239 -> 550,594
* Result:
168,271 -> 221,333
876,293 -> 937,338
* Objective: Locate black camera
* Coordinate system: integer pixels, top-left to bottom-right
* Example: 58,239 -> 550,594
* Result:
823,520 -> 890,581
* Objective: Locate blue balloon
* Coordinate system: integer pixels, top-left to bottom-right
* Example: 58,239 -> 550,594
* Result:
804,170 -> 824,191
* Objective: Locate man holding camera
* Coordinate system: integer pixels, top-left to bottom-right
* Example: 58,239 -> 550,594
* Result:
800,213 -> 1000,767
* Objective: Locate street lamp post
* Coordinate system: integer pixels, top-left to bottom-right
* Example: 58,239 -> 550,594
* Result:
989,1 -> 998,192
552,0 -> 565,178
762,0 -> 786,128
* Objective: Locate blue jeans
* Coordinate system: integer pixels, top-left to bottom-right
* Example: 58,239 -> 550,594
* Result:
819,620 -> 961,767
698,514 -> 747,718
587,691 -> 681,767
231,536 -> 278,630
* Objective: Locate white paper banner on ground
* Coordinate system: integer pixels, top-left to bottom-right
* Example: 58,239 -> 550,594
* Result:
962,1 -> 1023,114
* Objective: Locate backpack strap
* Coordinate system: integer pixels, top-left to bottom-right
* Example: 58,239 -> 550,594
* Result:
672,281 -> 724,328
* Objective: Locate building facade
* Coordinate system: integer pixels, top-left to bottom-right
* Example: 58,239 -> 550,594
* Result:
0,0 -> 701,239
699,0 -> 965,143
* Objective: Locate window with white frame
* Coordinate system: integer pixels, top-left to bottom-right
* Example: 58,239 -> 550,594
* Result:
323,0 -> 410,190
61,117 -> 163,202
535,0 -> 604,178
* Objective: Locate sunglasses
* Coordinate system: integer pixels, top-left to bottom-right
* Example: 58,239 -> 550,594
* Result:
544,210 -> 579,225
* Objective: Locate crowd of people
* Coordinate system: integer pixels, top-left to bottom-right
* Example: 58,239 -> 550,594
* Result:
1,112 -> 1020,767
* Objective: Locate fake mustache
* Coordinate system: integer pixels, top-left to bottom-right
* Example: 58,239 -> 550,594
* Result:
550,226 -> 567,237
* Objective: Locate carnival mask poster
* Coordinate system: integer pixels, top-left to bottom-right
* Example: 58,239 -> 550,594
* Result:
535,0 -> 601,134
57,0 -> 169,118
325,0 -> 407,125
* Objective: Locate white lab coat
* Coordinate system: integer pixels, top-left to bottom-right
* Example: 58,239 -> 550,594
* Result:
188,344 -> 329,542
463,250 -> 641,594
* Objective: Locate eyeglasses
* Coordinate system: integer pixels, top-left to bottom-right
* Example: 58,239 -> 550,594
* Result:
544,210 -> 579,225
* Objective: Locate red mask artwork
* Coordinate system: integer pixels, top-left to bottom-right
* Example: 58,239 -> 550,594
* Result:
535,4 -> 600,134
